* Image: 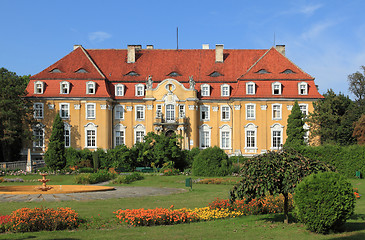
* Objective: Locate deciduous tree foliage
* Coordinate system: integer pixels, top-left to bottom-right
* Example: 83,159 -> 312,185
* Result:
353,114 -> 365,145
348,65 -> 365,102
285,101 -> 305,147
230,147 -> 334,224
0,68 -> 33,162
44,113 -> 66,170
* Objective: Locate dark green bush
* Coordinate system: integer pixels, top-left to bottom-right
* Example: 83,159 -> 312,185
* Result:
112,172 -> 144,184
192,146 -> 232,177
78,167 -> 94,173
74,170 -> 116,184
294,172 -> 355,234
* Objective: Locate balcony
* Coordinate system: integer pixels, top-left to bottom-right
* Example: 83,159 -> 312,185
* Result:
154,112 -> 187,130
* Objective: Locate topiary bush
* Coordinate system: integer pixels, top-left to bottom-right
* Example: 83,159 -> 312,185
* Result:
294,172 -> 355,234
192,146 -> 232,177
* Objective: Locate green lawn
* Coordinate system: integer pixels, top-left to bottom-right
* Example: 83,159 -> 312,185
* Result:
0,175 -> 364,239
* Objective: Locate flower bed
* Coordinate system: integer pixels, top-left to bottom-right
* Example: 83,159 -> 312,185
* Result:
195,178 -> 238,185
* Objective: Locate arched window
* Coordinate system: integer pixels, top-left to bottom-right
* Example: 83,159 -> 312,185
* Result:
114,124 -> 126,147
201,84 -> 210,97
221,84 -> 230,97
220,124 -> 232,149
60,81 -> 70,94
271,123 -> 284,150
84,122 -> 98,148
166,104 -> 175,121
134,124 -> 146,143
244,123 -> 258,153
199,124 -> 212,149
115,84 -> 125,96
64,123 -> 71,148
34,81 -> 44,94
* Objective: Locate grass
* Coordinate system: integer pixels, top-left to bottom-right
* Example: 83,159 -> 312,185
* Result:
0,174 -> 364,239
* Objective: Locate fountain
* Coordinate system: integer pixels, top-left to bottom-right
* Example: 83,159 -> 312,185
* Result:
37,173 -> 53,191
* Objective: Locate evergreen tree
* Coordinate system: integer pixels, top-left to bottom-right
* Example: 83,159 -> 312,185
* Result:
285,101 -> 305,147
44,113 -> 66,170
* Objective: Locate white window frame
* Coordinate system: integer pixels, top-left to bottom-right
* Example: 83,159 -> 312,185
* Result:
165,104 -> 175,122
272,104 -> 282,120
115,105 -> 125,120
201,84 -> 210,97
272,82 -> 282,95
200,105 -> 210,121
59,103 -> 70,119
156,104 -> 162,118
64,123 -> 71,148
33,123 -> 45,148
114,124 -> 126,147
135,84 -> 145,97
271,123 -> 284,150
134,124 -> 146,143
115,84 -> 125,96
34,81 -> 44,94
298,82 -> 308,95
33,103 -> 44,119
86,81 -> 96,94
84,122 -> 98,148
299,103 -> 308,116
303,123 -> 310,144
60,81 -> 70,94
245,103 -> 256,120
199,124 -> 212,149
221,84 -> 230,97
244,123 -> 258,152
86,103 -> 96,119
135,105 -> 145,121
179,105 -> 185,118
220,124 -> 232,150
246,82 -> 256,95
221,105 -> 230,121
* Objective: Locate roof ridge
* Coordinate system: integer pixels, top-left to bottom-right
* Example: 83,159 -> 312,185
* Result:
237,48 -> 271,80
80,47 -> 106,79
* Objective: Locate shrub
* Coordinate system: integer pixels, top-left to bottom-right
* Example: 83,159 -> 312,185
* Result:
78,167 -> 94,173
74,170 -> 116,184
294,172 -> 355,234
112,172 -> 144,184
192,146 -> 232,177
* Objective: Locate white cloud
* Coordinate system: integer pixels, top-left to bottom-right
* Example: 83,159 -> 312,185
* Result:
300,4 -> 322,15
300,21 -> 335,41
88,31 -> 112,43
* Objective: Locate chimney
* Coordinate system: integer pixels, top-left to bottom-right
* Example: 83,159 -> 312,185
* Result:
202,44 -> 209,49
146,45 -> 154,50
73,45 -> 82,50
127,45 -> 136,63
275,45 -> 285,56
215,44 -> 224,63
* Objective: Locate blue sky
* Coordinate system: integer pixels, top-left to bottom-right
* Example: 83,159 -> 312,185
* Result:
1,0 -> 365,97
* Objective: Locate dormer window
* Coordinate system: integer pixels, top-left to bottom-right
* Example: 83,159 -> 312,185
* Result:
86,81 -> 96,94
256,69 -> 270,74
115,84 -> 125,96
76,68 -> 88,73
168,72 -> 181,77
60,81 -> 70,94
246,82 -> 256,95
282,69 -> 295,74
221,84 -> 230,97
50,68 -> 61,73
34,81 -> 44,94
272,82 -> 282,95
298,82 -> 308,95
209,71 -> 222,77
201,84 -> 210,97
135,84 -> 145,96
125,71 -> 139,76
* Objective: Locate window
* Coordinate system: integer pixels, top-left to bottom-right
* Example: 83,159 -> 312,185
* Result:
303,123 -> 310,144
114,124 -> 126,147
50,68 -> 61,73
115,84 -> 124,96
125,71 -> 139,76
86,81 -> 96,94
34,103 -> 43,119
272,104 -> 282,120
271,123 -> 284,150
246,82 -> 255,95
272,82 -> 282,95
33,124 -> 44,148
166,104 -> 175,121
246,104 -> 256,120
257,69 -> 270,74
85,123 -> 97,148
34,81 -> 44,94
86,103 -> 96,119
76,68 -> 88,73
135,105 -> 145,120
200,105 -> 210,121
220,125 -> 231,149
59,103 -> 69,119
135,84 -> 145,96
221,84 -> 230,97
282,69 -> 295,74
244,123 -> 258,152
299,104 -> 308,116
168,72 -> 181,77
221,106 -> 230,121
298,82 -> 308,95
64,123 -> 71,148
134,124 -> 146,143
60,81 -> 70,94
179,105 -> 185,118
115,105 -> 124,120
199,124 -> 211,149
201,84 -> 210,97
209,71 -> 222,77
156,104 -> 162,118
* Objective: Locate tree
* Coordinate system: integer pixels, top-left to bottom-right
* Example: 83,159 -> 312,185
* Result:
285,101 -> 305,147
0,68 -> 34,162
192,146 -> 232,176
353,114 -> 365,144
44,113 -> 66,170
308,89 -> 359,145
230,147 -> 334,224
348,66 -> 365,102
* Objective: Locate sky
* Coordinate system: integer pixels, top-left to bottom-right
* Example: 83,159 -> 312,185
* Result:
1,0 -> 365,97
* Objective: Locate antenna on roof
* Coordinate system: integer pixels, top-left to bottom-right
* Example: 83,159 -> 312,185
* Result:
273,32 -> 276,46
177,27 -> 179,50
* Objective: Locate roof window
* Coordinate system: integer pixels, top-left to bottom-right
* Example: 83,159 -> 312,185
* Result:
50,68 -> 62,73
282,69 -> 295,74
125,71 -> 139,76
168,72 -> 181,77
76,68 -> 88,73
256,69 -> 270,74
209,71 -> 223,77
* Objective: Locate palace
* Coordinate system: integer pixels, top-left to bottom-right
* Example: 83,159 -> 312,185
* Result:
25,44 -> 323,159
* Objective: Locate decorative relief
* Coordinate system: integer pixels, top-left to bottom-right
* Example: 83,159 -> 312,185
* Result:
48,104 -> 55,109
147,105 -> 153,110
126,106 -> 133,111
74,104 -> 80,110
100,105 -> 107,110
188,105 -> 196,110
287,105 -> 293,110
212,107 -> 219,112
261,105 -> 268,110
234,105 -> 241,110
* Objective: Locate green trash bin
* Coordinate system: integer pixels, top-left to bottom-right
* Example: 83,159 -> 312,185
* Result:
356,171 -> 361,179
185,178 -> 192,189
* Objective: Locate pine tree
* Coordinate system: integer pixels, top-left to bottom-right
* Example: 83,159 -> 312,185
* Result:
285,101 -> 305,147
44,113 -> 66,170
